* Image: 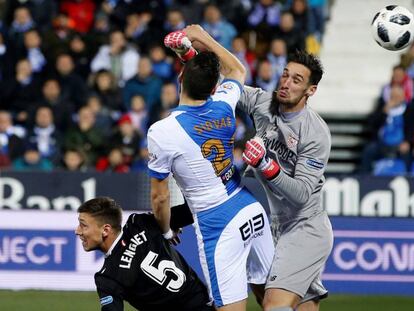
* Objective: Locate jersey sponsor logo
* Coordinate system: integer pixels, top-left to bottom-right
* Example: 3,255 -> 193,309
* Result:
239,213 -> 265,244
119,231 -> 148,269
306,159 -> 324,170
222,83 -> 234,90
286,135 -> 298,149
263,137 -> 297,162
100,295 -> 113,306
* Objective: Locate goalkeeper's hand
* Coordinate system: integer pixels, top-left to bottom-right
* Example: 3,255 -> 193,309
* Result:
164,30 -> 197,62
242,137 -> 280,180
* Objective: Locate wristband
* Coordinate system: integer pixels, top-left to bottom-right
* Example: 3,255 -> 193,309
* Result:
258,157 -> 280,180
180,47 -> 197,62
162,228 -> 174,240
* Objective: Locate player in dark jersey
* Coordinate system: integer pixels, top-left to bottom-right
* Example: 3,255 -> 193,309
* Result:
75,197 -> 213,311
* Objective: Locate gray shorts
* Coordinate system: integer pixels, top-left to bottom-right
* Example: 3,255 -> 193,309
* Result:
265,211 -> 333,300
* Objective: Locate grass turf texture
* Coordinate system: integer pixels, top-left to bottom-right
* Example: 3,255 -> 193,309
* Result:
1,290 -> 414,311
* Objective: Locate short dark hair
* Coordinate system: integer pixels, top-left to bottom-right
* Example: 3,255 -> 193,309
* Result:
78,197 -> 122,231
288,50 -> 324,85
182,51 -> 220,100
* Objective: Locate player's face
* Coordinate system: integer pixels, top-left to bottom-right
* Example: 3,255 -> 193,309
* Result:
75,213 -> 105,252
276,62 -> 316,111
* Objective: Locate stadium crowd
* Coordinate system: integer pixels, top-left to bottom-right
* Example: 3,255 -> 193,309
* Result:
0,0 -> 328,173
360,46 -> 414,175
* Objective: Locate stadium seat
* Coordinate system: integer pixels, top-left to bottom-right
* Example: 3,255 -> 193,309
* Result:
373,158 -> 407,176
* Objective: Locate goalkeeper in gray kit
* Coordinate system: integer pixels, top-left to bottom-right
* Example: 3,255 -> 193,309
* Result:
239,50 -> 333,311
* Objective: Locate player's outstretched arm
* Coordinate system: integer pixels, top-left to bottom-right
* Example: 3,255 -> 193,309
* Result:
150,177 -> 181,245
151,177 -> 171,234
184,24 -> 246,85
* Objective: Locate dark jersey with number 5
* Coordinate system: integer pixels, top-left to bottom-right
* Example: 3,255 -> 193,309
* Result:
95,213 -> 212,311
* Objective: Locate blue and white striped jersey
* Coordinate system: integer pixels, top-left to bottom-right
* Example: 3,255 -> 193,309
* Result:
148,79 -> 243,214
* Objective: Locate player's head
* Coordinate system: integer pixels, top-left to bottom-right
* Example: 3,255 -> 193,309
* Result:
75,197 -> 122,252
274,50 -> 323,111
180,51 -> 220,100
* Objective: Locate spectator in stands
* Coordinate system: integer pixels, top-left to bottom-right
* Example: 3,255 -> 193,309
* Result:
126,96 -> 148,136
231,36 -> 256,85
8,6 -> 35,52
59,0 -> 96,34
0,110 -> 25,167
149,44 -> 175,82
308,0 -> 328,42
61,148 -> 88,171
164,8 -> 186,33
248,0 -> 281,42
43,13 -> 76,61
111,114 -> 142,166
91,29 -> 139,87
267,38 -> 287,82
96,146 -> 130,173
55,53 -> 88,109
68,34 -> 92,80
273,11 -> 305,54
360,85 -> 413,173
2,58 -> 42,124
64,106 -> 106,166
123,56 -> 162,112
21,29 -> 47,74
36,78 -> 75,132
255,59 -> 278,92
4,0 -> 57,33
125,11 -> 161,54
201,4 -> 237,50
26,105 -> 62,165
149,82 -> 178,126
91,69 -> 123,113
87,11 -> 110,54
380,65 -> 413,104
288,0 -> 315,36
12,142 -> 53,171
85,94 -> 114,138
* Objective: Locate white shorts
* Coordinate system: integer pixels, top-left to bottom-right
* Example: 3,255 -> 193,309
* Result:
194,188 -> 274,307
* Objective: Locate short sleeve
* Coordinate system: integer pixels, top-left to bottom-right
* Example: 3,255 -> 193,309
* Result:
147,125 -> 174,180
210,79 -> 243,111
237,85 -> 268,116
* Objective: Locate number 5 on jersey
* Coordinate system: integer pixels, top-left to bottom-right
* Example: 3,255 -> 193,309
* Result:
140,251 -> 186,292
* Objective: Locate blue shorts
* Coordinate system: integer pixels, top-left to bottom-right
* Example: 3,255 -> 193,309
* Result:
193,188 -> 274,307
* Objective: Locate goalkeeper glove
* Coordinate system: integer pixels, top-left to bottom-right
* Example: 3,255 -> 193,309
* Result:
164,30 -> 197,62
242,137 -> 280,180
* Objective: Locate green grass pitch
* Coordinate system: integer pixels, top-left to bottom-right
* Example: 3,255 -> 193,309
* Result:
1,290 -> 414,311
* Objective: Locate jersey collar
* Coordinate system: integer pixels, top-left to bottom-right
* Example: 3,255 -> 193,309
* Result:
105,230 -> 123,258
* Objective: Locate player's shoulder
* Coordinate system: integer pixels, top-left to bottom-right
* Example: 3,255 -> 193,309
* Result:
148,112 -> 182,138
303,107 -> 331,141
124,213 -> 157,232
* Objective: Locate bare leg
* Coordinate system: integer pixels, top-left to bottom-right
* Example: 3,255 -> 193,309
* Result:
297,299 -> 319,311
216,299 -> 247,311
249,283 -> 265,307
262,288 -> 300,311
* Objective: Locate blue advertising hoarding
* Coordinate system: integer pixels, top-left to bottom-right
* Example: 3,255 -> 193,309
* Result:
176,216 -> 414,296
0,229 -> 76,271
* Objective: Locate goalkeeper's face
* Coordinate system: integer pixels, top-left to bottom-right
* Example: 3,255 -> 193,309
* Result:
76,213 -> 105,252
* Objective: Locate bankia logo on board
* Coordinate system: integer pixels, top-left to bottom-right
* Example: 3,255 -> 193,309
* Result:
323,217 -> 414,295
